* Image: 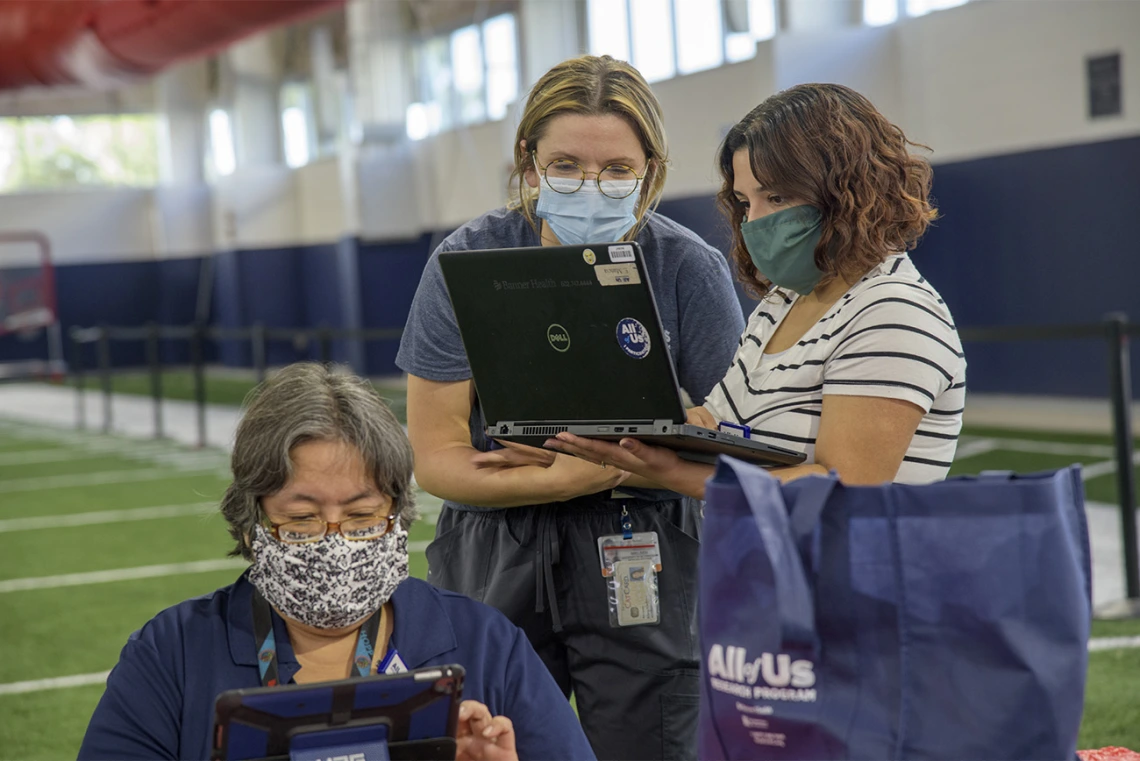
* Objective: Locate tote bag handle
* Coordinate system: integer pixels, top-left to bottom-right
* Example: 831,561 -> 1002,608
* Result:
715,458 -> 837,649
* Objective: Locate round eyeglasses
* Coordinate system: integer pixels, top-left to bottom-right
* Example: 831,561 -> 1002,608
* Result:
533,154 -> 647,199
266,513 -> 397,544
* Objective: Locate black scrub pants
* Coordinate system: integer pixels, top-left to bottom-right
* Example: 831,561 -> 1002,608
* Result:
425,493 -> 702,761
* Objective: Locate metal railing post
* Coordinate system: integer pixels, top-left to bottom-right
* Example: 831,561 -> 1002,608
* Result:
71,328 -> 86,431
97,325 -> 112,434
190,322 -> 207,449
318,324 -> 333,366
1105,313 -> 1140,601
146,322 -> 164,439
251,322 -> 267,383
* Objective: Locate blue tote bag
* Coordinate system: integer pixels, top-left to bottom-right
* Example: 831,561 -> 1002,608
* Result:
698,457 -> 1091,761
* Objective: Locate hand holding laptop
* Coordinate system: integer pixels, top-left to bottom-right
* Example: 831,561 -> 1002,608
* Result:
472,440 -> 558,469
544,432 -> 711,500
471,438 -> 633,497
685,405 -> 718,429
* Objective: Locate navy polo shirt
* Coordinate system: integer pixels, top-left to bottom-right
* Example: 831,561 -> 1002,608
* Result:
78,573 -> 596,761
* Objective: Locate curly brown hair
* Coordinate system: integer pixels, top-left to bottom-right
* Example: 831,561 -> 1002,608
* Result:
716,83 -> 937,298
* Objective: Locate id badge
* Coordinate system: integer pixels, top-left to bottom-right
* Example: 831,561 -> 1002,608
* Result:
597,531 -> 662,628
613,560 -> 659,626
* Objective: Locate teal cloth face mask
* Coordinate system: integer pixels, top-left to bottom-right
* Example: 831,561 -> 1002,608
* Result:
741,205 -> 825,296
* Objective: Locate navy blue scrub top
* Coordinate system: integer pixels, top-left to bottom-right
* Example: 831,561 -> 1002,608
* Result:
78,573 -> 596,761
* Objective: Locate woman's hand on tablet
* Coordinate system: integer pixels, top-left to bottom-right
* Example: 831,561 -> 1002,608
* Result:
456,700 -> 517,761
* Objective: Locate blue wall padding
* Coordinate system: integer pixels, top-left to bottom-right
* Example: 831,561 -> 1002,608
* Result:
58,261 -> 159,367
5,135 -> 1137,396
298,242 -> 347,363
0,256 -> 208,370
358,232 -> 435,376
212,243 -> 362,369
656,194 -> 759,311
914,135 -> 1140,396
235,247 -> 305,366
211,250 -> 248,367
154,257 -> 204,364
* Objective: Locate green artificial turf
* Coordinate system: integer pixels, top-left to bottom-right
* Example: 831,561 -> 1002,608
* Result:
2,416 -> 1139,758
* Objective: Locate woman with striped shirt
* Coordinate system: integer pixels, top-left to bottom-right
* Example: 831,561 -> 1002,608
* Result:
547,83 -> 965,491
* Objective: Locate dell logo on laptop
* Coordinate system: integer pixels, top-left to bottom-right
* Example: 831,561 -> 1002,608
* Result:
547,324 -> 571,352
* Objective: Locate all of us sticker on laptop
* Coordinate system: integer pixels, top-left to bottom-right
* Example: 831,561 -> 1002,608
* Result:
617,317 -> 651,359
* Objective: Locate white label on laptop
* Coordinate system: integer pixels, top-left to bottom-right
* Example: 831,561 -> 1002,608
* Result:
594,263 -> 641,287
608,244 -> 635,263
616,317 -> 651,359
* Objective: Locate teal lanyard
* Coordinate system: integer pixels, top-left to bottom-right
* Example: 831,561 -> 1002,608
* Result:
251,590 -> 383,686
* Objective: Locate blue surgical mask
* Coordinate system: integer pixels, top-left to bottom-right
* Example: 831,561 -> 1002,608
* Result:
535,176 -> 640,245
741,205 -> 825,296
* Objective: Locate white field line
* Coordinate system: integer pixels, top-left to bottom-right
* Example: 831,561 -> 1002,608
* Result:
955,436 -> 1140,483
0,559 -> 248,593
0,633 -> 1136,697
1080,451 -> 1140,482
0,496 -> 437,532
0,542 -> 434,593
975,438 -> 1117,459
0,499 -> 437,532
953,438 -> 1000,460
0,466 -> 230,494
0,448 -> 106,467
1089,636 -> 1140,652
0,502 -> 217,533
0,421 -> 228,468
0,446 -> 225,471
955,436 -> 1120,461
1076,451 -> 1140,480
0,671 -> 111,696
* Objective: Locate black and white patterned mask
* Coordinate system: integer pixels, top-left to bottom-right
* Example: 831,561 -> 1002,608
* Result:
248,524 -> 409,630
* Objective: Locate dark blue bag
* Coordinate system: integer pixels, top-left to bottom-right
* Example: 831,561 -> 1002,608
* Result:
698,458 -> 1091,760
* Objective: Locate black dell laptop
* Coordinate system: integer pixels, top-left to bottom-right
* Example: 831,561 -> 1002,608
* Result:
437,242 -> 805,468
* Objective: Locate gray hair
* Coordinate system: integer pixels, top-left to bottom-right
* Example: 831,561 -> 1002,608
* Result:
221,362 -> 416,561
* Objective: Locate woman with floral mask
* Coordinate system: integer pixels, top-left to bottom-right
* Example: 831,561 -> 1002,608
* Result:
78,363 -> 594,761
397,55 -> 744,760
548,83 -> 966,492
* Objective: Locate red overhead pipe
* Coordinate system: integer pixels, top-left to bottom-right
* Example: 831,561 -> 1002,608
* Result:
0,0 -> 344,91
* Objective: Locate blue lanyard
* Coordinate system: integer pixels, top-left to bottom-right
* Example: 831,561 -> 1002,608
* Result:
252,590 -> 384,686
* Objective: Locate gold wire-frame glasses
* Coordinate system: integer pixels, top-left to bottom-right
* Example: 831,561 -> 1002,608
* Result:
265,513 -> 396,544
532,152 -> 647,199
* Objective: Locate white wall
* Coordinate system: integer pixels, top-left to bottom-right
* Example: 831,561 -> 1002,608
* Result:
420,119 -> 516,231
898,0 -> 1140,163
211,165 -> 299,249
0,188 -> 155,264
775,24 -> 902,125
295,156 -> 348,243
655,51 -> 778,198
153,184 -> 213,257
6,0 -> 1139,261
357,142 -> 424,240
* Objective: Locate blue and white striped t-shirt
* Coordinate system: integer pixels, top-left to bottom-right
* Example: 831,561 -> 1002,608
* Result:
703,253 -> 966,483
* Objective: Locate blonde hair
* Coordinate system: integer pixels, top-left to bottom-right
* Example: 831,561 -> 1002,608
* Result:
509,55 -> 669,239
